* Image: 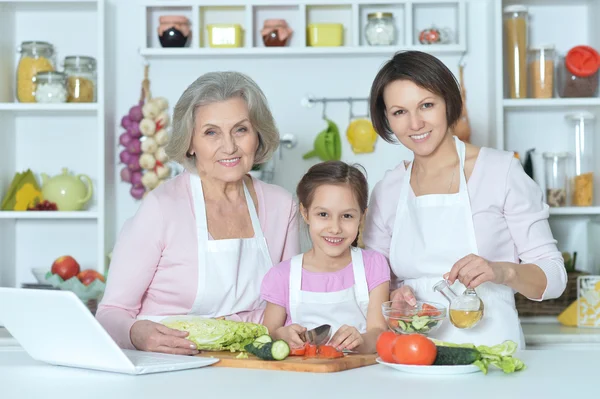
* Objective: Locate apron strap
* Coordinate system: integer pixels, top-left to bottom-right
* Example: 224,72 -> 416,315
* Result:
350,247 -> 370,319
243,180 -> 264,239
190,174 -> 208,313
288,253 -> 304,324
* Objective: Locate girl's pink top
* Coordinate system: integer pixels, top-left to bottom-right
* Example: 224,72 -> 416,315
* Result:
96,171 -> 300,349
362,147 -> 567,301
260,249 -> 391,325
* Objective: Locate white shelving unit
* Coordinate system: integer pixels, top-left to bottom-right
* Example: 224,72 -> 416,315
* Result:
494,0 -> 600,274
0,0 -> 106,289
139,0 -> 467,57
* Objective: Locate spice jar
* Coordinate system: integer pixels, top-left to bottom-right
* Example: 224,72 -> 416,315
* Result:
158,15 -> 191,47
261,19 -> 293,47
365,12 -> 396,46
16,41 -> 56,103
543,152 -> 569,207
504,5 -> 528,99
557,45 -> 600,98
63,56 -> 97,103
34,71 -> 67,103
529,45 -> 555,98
566,112 -> 595,206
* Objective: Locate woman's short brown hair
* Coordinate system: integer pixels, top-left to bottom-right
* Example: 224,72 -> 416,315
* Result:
369,51 -> 463,143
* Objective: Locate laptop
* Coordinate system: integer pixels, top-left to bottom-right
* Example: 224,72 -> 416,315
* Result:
0,288 -> 219,375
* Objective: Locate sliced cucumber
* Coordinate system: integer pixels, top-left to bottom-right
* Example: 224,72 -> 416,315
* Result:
254,334 -> 273,345
270,340 -> 290,361
397,320 -> 407,331
244,339 -> 290,361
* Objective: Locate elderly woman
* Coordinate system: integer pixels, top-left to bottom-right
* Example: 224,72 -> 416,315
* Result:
363,51 -> 567,348
97,72 -> 299,355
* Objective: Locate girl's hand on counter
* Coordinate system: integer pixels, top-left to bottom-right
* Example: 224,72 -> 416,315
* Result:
330,325 -> 364,351
446,253 -> 510,288
130,320 -> 199,355
274,324 -> 306,349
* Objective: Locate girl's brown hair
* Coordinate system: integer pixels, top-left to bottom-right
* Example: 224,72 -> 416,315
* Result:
296,161 -> 368,247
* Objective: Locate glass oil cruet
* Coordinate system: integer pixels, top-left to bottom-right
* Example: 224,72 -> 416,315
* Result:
433,280 -> 484,329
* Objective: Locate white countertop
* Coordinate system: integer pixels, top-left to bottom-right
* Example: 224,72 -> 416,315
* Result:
0,346 -> 596,399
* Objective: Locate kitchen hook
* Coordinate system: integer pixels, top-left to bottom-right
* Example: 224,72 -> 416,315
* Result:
322,101 -> 328,120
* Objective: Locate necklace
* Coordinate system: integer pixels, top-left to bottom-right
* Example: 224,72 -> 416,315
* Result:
414,163 -> 457,194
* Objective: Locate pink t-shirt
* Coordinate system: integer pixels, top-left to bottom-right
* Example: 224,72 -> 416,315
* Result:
260,249 -> 391,326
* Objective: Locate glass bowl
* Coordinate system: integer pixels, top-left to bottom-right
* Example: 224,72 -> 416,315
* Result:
382,300 -> 447,336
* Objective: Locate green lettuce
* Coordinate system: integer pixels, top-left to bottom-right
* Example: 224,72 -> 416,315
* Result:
432,339 -> 525,375
162,318 -> 268,352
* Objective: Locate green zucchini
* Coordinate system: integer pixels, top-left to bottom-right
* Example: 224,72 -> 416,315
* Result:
244,339 -> 290,361
433,346 -> 481,366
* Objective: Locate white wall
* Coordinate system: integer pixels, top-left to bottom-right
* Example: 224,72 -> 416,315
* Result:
107,0 -> 495,249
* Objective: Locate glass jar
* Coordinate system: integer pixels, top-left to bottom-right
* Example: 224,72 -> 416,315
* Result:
433,280 -> 484,329
503,5 -> 528,99
543,152 -> 569,207
557,46 -> 600,98
63,56 -> 97,103
566,112 -> 595,206
365,12 -> 395,46
16,41 -> 56,103
529,45 -> 555,98
34,71 -> 67,103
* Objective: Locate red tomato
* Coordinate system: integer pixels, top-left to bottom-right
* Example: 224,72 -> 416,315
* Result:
376,331 -> 398,363
290,344 -> 307,356
418,303 -> 441,317
392,334 -> 437,366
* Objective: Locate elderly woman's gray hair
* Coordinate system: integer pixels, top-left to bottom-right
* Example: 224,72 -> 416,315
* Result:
165,71 -> 280,173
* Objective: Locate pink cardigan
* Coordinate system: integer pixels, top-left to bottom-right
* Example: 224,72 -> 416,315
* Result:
96,171 -> 300,349
363,146 -> 567,301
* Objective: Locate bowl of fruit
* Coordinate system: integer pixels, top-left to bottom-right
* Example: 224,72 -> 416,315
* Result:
382,301 -> 446,336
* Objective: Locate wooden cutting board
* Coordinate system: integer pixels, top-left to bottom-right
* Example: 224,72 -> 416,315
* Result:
195,351 -> 378,373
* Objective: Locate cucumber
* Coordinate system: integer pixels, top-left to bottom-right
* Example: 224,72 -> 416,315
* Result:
253,334 -> 273,345
244,339 -> 290,361
433,346 -> 481,366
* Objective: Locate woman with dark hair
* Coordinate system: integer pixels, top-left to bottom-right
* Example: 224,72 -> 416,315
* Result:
363,51 -> 566,347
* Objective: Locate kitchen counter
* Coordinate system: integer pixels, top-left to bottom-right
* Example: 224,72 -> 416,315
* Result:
0,346 -> 595,399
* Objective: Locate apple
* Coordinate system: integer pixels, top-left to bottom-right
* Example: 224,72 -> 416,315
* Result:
51,256 -> 80,280
77,269 -> 105,286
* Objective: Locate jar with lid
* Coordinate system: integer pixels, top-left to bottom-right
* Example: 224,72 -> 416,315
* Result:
34,71 -> 67,103
557,46 -> 600,98
365,12 -> 396,46
529,45 -> 555,98
503,5 -> 528,99
16,41 -> 56,103
543,152 -> 569,207
566,112 -> 595,206
63,56 -> 97,103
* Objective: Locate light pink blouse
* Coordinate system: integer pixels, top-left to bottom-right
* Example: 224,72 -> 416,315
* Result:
363,146 -> 567,301
96,171 -> 300,349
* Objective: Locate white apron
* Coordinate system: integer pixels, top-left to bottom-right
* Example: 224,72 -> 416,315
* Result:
289,247 -> 370,335
138,175 -> 273,322
389,137 -> 525,348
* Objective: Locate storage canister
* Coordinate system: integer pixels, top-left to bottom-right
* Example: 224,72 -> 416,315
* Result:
504,5 -> 528,99
63,56 -> 97,103
529,45 -> 555,98
566,112 -> 595,206
16,41 -> 56,103
557,45 -> 600,98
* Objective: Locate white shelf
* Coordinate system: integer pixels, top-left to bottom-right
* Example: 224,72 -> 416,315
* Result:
503,98 -> 600,110
549,207 -> 600,216
139,44 -> 466,57
0,103 -> 98,112
0,211 -> 98,220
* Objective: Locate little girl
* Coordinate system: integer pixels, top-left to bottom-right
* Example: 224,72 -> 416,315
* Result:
260,161 -> 390,354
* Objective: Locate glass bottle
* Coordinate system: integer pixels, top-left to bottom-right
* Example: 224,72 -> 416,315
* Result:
433,280 -> 484,329
503,5 -> 528,99
63,55 -> 97,103
365,12 -> 395,46
528,45 -> 555,98
16,41 -> 56,103
543,152 -> 569,207
566,112 -> 595,207
34,71 -> 67,103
